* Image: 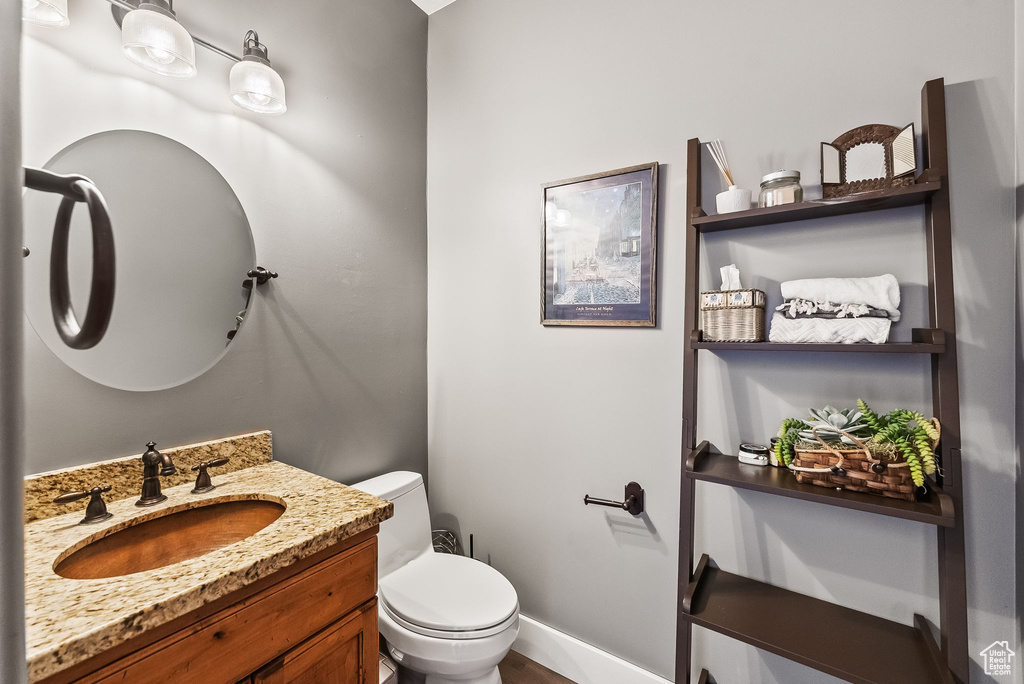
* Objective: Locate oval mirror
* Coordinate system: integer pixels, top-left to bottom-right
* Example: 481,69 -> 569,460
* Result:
23,130 -> 256,391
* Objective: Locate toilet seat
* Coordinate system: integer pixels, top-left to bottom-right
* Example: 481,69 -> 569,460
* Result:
381,600 -> 518,640
379,553 -> 519,640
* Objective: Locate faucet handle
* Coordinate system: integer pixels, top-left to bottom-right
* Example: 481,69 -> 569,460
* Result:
191,457 -> 230,494
54,485 -> 114,524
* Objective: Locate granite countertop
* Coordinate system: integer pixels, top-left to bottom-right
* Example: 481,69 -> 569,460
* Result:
24,460 -> 393,682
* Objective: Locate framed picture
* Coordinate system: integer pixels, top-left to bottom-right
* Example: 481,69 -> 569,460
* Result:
541,162 -> 658,326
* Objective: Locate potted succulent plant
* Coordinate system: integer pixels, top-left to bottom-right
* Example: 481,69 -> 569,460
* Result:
774,401 -> 940,500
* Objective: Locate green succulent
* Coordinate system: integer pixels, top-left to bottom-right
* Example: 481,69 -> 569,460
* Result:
775,418 -> 809,466
775,401 -> 940,490
798,405 -> 871,445
859,401 -> 939,487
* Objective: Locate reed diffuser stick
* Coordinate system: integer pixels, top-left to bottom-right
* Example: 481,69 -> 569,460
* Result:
707,139 -> 735,186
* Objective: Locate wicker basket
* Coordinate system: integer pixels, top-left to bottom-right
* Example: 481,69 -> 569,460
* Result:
700,289 -> 766,342
790,424 -> 939,501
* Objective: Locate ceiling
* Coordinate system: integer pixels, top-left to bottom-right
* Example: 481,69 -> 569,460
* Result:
410,0 -> 457,14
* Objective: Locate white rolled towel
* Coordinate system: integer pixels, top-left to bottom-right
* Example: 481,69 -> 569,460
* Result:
780,274 -> 901,321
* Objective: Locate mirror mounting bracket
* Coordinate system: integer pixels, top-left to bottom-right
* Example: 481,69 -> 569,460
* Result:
247,267 -> 278,286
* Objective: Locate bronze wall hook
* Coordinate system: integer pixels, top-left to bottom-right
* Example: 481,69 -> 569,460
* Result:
583,481 -> 645,516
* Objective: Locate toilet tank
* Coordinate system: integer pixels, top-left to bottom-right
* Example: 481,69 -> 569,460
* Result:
351,471 -> 433,578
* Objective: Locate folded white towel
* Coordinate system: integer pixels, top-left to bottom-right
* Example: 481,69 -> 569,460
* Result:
780,274 -> 901,321
768,313 -> 891,344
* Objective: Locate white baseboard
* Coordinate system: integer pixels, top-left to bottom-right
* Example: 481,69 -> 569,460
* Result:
513,615 -> 672,684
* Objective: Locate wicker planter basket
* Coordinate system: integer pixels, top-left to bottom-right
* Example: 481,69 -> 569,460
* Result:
700,289 -> 765,342
789,423 -> 939,501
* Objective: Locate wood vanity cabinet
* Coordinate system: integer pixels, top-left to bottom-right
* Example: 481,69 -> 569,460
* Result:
249,600 -> 377,684
42,528 -> 381,684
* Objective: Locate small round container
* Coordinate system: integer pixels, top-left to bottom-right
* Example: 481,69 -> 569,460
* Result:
738,443 -> 770,467
758,170 -> 803,208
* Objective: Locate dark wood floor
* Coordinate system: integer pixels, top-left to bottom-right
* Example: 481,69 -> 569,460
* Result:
498,650 -> 576,684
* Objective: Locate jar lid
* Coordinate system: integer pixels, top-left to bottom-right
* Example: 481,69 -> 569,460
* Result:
739,443 -> 770,455
760,169 -> 801,184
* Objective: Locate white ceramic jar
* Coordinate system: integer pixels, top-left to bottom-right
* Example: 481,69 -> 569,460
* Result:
716,185 -> 752,213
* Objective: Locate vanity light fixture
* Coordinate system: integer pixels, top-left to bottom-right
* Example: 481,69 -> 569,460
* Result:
544,201 -> 557,222
229,31 -> 287,116
120,0 -> 197,79
22,0 -> 70,28
23,0 -> 288,116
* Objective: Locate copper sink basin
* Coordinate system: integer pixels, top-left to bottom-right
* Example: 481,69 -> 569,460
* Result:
54,496 -> 286,580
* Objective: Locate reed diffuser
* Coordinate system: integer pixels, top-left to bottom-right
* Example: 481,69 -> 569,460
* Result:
707,139 -> 751,214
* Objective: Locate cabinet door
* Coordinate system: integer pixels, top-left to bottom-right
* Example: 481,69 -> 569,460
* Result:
253,599 -> 378,684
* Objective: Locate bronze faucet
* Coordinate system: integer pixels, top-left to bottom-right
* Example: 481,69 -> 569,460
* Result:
136,441 -> 176,506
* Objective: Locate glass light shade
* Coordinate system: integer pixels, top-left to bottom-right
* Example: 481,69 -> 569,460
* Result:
545,201 -> 557,221
230,59 -> 287,115
121,8 -> 197,79
22,0 -> 69,28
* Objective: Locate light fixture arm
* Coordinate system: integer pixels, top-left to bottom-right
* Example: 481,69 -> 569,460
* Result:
105,0 -> 242,62
193,34 -> 241,63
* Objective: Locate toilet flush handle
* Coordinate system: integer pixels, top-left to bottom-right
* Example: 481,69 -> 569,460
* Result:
583,481 -> 644,516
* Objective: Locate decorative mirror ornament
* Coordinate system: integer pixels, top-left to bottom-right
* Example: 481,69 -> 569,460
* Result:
820,123 -> 916,198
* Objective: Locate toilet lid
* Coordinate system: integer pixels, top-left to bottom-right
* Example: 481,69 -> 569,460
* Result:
380,553 -> 518,633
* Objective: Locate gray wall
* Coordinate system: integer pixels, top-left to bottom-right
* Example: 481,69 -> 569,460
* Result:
21,0 -> 428,484
427,1 -> 1018,681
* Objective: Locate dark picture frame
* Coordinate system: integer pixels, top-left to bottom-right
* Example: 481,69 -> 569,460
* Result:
541,162 -> 658,327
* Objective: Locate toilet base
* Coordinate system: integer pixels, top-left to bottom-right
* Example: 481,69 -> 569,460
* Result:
380,605 -> 517,684
397,664 -> 502,684
426,668 -> 501,684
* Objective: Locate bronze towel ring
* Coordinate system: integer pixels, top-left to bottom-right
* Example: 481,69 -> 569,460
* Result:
23,167 -> 115,350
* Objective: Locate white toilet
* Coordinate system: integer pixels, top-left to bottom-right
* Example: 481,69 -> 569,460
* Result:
353,471 -> 519,684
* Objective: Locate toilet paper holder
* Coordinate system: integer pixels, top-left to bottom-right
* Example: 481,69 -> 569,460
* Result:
584,481 -> 644,516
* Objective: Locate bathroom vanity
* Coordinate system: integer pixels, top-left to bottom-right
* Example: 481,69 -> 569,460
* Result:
22,432 -> 392,684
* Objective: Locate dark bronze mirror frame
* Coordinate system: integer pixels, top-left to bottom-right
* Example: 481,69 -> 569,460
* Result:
820,123 -> 916,198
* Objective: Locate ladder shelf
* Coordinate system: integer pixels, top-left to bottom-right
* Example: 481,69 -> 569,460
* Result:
675,78 -> 967,683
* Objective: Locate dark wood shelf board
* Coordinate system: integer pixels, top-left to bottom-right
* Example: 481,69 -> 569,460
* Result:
690,328 -> 945,354
696,669 -> 711,684
686,445 -> 954,527
692,179 -> 942,232
683,556 -> 953,684
692,341 -> 943,353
